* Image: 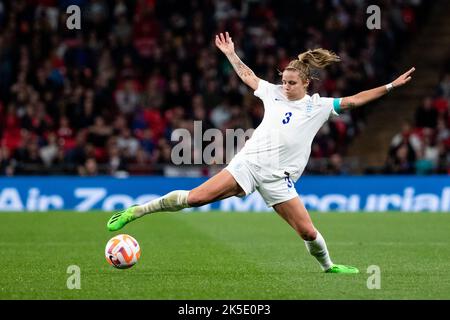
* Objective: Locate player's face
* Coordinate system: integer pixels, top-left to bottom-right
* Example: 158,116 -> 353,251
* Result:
282,70 -> 308,100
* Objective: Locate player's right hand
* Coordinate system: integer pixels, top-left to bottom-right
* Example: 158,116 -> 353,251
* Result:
215,32 -> 235,55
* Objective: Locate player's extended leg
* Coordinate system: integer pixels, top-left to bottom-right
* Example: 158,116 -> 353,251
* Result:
273,197 -> 359,274
107,169 -> 244,231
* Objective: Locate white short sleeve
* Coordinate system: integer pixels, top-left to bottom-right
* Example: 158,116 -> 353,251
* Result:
319,97 -> 341,117
254,79 -> 273,99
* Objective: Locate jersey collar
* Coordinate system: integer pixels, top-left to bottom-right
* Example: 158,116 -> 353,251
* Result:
286,94 -> 310,105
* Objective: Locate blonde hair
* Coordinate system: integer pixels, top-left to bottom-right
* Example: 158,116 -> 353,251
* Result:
284,48 -> 340,82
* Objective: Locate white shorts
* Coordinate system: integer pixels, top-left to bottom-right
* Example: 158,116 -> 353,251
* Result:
225,156 -> 299,207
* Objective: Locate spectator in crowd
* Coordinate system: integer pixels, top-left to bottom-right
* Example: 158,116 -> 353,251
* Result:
40,132 -> 59,167
415,97 -> 438,128
386,143 -> 416,174
117,127 -> 140,158
0,146 -> 15,176
78,157 -> 100,176
106,142 -> 127,176
389,121 -> 422,157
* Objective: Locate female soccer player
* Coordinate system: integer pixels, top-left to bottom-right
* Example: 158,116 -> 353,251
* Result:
107,32 -> 415,273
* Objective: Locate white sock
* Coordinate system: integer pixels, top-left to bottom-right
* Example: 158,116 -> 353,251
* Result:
132,190 -> 191,217
304,230 -> 333,271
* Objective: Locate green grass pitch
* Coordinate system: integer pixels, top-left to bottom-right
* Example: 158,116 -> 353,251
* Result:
1,211 -> 449,299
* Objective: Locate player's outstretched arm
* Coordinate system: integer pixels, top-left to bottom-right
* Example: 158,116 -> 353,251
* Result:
340,67 -> 415,111
215,32 -> 260,91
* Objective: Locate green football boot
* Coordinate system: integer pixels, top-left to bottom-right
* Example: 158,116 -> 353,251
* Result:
325,264 -> 360,274
107,205 -> 138,231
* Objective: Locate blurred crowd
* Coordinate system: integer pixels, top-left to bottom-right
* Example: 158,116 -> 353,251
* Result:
0,0 -> 430,176
385,57 -> 450,174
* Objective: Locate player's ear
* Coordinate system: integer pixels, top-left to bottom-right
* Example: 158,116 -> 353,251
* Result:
303,79 -> 310,88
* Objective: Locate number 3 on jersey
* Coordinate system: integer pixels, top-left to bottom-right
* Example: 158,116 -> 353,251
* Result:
282,112 -> 293,124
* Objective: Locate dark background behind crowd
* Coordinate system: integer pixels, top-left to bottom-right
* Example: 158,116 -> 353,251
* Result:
1,0 -> 447,177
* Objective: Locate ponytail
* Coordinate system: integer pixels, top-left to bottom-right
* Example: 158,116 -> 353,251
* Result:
285,48 -> 340,82
297,48 -> 340,69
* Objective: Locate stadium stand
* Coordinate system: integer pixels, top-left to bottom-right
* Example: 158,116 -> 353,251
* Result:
0,0 -> 444,177
385,55 -> 450,174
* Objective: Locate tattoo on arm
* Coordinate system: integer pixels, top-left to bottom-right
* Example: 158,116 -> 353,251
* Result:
228,53 -> 254,79
236,61 -> 253,78
347,102 -> 357,109
341,100 -> 357,110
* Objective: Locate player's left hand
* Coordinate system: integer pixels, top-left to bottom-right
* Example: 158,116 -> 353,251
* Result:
392,67 -> 415,87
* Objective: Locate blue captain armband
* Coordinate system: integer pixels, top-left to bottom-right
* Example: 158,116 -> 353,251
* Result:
333,98 -> 342,114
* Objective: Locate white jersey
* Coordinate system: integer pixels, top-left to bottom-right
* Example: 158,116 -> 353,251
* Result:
235,79 -> 340,182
